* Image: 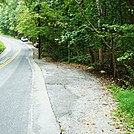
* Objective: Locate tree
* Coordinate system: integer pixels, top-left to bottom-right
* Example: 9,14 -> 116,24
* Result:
0,0 -> 133,86
0,0 -> 19,36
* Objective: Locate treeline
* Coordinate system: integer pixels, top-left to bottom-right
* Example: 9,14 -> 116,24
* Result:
0,0 -> 134,87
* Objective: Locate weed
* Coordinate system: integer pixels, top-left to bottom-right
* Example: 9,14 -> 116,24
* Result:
108,85 -> 134,133
0,41 -> 5,54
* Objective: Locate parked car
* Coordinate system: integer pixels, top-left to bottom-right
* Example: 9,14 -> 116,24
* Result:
21,37 -> 28,42
34,42 -> 39,48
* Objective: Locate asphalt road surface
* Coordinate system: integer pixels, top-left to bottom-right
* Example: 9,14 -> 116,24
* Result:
0,35 -> 60,134
0,35 -> 32,134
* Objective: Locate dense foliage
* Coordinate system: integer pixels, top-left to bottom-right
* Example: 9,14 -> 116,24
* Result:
0,0 -> 134,86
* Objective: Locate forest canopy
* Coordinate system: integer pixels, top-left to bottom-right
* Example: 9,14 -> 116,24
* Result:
0,0 -> 134,87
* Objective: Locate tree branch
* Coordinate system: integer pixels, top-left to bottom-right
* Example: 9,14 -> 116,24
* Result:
75,0 -> 99,33
75,0 -> 110,48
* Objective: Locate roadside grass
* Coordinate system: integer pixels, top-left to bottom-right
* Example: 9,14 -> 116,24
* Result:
0,41 -> 5,54
108,85 -> 134,133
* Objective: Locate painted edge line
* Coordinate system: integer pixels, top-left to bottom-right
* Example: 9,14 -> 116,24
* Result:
0,48 -> 21,69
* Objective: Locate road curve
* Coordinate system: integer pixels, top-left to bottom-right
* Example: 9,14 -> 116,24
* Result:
0,35 -> 61,134
0,35 -> 32,134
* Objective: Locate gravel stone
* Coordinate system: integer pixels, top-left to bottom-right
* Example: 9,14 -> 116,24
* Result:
35,59 -> 124,134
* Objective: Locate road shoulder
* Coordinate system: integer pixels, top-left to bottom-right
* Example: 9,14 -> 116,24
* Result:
27,44 -> 61,134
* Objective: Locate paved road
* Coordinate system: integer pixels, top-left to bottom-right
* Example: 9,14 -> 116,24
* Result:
0,36 -> 32,134
0,35 -> 60,134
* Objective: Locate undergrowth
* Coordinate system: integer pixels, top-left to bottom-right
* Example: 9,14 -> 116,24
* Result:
0,41 -> 5,54
108,84 -> 134,133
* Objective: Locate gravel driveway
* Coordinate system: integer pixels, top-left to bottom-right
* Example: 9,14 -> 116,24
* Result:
34,57 -> 123,134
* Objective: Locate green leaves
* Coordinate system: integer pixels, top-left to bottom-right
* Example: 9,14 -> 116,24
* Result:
108,84 -> 134,132
16,3 -> 39,38
101,24 -> 134,37
0,41 -> 5,54
115,88 -> 134,132
117,51 -> 133,62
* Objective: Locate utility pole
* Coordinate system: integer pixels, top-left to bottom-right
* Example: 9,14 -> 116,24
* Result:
38,0 -> 41,59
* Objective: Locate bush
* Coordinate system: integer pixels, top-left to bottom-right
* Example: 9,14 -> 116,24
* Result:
71,55 -> 91,65
0,41 -> 5,54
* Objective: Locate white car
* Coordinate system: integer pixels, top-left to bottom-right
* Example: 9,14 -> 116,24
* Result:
21,37 -> 28,42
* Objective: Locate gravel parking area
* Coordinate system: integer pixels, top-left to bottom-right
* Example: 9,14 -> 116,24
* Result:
33,56 -> 124,134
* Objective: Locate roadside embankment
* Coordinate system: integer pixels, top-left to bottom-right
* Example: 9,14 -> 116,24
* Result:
0,41 -> 5,54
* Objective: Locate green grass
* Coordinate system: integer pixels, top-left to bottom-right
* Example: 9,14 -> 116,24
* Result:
0,41 -> 5,54
108,85 -> 134,133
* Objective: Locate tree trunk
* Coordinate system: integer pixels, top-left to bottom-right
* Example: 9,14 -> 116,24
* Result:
110,37 -> 116,77
89,49 -> 95,63
129,0 -> 134,24
119,0 -> 123,25
96,0 -> 104,65
68,43 -> 71,63
99,47 -> 103,64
